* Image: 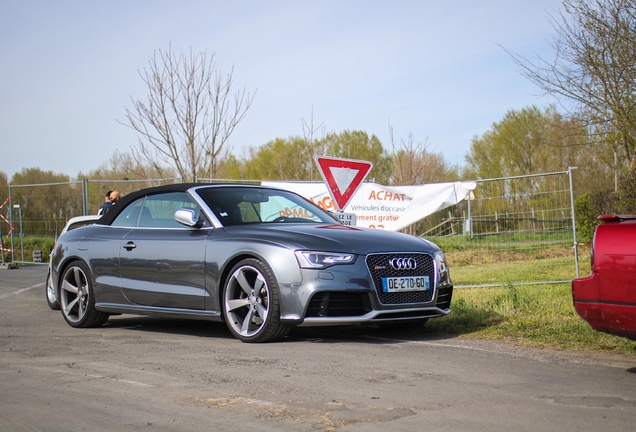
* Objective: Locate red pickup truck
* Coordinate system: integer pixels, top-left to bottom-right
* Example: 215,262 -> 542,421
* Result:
572,215 -> 636,340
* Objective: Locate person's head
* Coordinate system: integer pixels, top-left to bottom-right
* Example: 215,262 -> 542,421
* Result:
109,191 -> 121,203
104,190 -> 113,202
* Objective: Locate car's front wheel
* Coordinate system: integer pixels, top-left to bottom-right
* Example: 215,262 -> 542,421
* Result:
222,258 -> 289,343
45,269 -> 60,310
59,261 -> 109,328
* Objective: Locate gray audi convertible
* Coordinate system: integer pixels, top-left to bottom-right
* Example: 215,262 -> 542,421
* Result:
50,183 -> 453,342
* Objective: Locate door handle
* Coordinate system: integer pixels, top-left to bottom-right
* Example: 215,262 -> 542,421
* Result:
123,242 -> 136,251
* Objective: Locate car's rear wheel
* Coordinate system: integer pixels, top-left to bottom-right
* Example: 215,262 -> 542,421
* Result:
45,269 -> 60,310
60,261 -> 109,328
222,258 -> 289,343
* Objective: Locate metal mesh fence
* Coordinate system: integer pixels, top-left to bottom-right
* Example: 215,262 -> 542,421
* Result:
423,170 -> 580,288
2,181 -> 85,263
7,181 -> 85,237
2,172 -> 582,288
86,178 -> 182,216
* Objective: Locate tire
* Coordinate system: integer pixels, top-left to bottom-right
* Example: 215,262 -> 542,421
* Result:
45,269 -> 60,310
222,258 -> 289,343
59,261 -> 109,328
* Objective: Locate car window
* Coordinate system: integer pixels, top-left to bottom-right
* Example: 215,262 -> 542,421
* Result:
112,199 -> 143,227
196,186 -> 335,226
112,193 -> 208,228
138,192 -> 206,228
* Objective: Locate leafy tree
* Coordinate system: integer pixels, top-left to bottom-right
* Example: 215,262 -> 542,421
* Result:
465,106 -> 559,179
0,171 -> 8,202
574,193 -> 600,242
215,154 -> 244,180
324,130 -> 392,184
510,0 -> 636,172
0,172 -> 9,249
243,137 -> 316,181
575,169 -> 636,241
10,168 -> 81,236
464,105 -> 614,233
120,45 -> 254,182
240,130 -> 391,183
464,106 -> 611,191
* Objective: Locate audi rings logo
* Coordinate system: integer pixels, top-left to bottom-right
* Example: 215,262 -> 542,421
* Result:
389,257 -> 417,270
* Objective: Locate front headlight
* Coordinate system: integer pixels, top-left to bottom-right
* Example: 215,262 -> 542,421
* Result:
294,251 -> 356,269
434,251 -> 452,286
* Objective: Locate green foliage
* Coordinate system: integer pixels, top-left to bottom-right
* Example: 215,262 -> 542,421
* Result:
7,235 -> 55,263
489,282 -> 529,314
615,169 -> 636,213
243,136 -> 318,181
574,193 -> 599,243
465,106 -> 558,179
216,154 -> 244,179
9,168 -> 82,237
463,105 -> 613,198
238,130 -> 397,184
424,296 -> 503,334
324,130 -> 393,184
574,170 -> 636,243
0,172 -> 8,203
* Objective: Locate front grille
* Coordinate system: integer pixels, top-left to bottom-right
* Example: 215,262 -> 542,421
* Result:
305,292 -> 372,317
366,253 -> 436,305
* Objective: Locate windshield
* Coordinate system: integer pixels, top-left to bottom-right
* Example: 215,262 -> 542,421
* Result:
195,186 -> 338,226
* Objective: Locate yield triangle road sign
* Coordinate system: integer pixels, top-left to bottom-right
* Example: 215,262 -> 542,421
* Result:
315,156 -> 373,211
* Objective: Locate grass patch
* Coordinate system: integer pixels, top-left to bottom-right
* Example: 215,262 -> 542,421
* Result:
425,283 -> 636,355
3,235 -> 55,263
448,253 -> 590,287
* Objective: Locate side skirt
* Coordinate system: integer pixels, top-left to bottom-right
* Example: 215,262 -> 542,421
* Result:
95,303 -> 223,322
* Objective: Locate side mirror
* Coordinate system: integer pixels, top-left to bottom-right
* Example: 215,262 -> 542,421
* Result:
175,208 -> 199,227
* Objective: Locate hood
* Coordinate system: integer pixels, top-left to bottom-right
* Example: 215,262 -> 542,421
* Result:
223,223 -> 440,255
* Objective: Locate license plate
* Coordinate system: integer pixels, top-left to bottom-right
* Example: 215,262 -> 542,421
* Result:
381,276 -> 430,293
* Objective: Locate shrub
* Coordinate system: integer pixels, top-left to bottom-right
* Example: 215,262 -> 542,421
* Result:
574,193 -> 599,243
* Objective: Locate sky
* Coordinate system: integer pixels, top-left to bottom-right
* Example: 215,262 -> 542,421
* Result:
0,0 -> 564,179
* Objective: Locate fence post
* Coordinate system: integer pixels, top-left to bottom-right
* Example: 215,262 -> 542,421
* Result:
17,205 -> 23,262
82,178 -> 89,216
531,208 -> 536,232
467,194 -> 473,238
8,185 -> 14,262
495,211 -> 499,233
568,166 -> 580,278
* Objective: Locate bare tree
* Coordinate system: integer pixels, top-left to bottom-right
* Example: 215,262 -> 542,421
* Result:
508,0 -> 636,171
388,123 -> 448,185
301,106 -> 326,181
120,46 -> 255,181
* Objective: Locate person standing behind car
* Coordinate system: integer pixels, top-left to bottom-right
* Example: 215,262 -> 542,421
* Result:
97,190 -> 113,215
110,191 -> 122,204
99,191 -> 122,215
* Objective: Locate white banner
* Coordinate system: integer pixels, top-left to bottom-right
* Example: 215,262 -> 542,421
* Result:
263,180 -> 477,231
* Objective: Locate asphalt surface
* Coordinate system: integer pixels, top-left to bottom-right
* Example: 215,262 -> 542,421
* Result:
1,265 -> 635,432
